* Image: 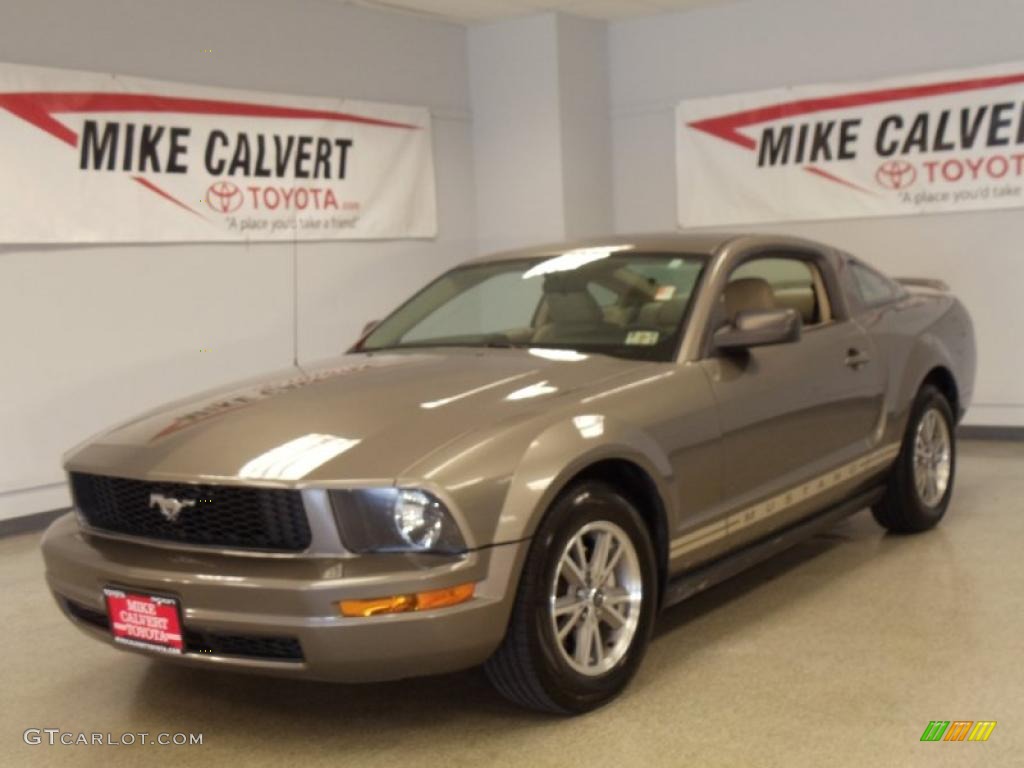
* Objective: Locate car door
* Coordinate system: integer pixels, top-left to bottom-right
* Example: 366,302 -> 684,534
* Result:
699,249 -> 886,550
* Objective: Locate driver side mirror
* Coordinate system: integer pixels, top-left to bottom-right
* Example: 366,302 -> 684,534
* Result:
714,308 -> 802,350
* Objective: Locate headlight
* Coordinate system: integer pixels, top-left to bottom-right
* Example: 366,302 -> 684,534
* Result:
329,488 -> 466,554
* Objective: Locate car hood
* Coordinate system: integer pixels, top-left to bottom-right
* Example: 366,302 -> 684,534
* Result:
65,348 -> 650,485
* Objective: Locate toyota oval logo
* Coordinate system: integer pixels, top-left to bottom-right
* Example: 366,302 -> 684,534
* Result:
206,181 -> 244,213
875,160 -> 917,191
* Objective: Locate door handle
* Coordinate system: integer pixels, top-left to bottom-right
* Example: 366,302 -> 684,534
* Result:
845,348 -> 871,369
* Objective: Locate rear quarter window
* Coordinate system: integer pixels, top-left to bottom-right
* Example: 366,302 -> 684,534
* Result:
849,261 -> 905,307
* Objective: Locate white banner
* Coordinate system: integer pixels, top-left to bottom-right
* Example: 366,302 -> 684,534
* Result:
0,62 -> 436,242
677,61 -> 1024,227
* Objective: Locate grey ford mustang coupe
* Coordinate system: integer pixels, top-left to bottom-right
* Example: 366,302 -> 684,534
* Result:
42,234 -> 975,714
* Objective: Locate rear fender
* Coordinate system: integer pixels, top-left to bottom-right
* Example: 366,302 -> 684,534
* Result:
892,298 -> 975,432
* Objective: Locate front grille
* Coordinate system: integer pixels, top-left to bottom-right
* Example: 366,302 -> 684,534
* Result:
70,472 -> 311,552
184,630 -> 304,661
62,598 -> 304,662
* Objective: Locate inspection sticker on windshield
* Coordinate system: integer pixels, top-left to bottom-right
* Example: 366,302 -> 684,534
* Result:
625,331 -> 659,346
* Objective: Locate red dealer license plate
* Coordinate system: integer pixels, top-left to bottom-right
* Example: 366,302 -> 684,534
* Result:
104,587 -> 184,655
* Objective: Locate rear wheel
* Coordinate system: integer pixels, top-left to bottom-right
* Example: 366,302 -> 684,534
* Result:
872,385 -> 956,533
484,482 -> 658,714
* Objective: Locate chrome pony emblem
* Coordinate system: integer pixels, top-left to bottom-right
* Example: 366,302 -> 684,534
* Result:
149,493 -> 196,522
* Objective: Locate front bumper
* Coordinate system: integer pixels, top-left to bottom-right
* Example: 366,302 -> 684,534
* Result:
41,513 -> 527,682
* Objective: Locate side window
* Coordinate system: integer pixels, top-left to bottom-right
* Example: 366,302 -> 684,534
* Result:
849,262 -> 904,306
729,255 -> 831,327
403,271 -> 542,342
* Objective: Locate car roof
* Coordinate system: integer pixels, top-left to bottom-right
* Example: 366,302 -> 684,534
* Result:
464,233 -> 841,265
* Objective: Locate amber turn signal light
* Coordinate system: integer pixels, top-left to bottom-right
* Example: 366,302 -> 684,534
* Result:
339,582 -> 475,617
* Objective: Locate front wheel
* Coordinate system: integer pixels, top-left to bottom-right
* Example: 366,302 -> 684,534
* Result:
484,482 -> 658,714
872,384 -> 956,533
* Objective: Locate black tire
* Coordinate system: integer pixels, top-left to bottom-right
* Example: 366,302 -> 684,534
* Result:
872,384 -> 956,533
484,482 -> 658,715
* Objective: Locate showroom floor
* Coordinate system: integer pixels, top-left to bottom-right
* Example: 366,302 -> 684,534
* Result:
1,439 -> 1020,768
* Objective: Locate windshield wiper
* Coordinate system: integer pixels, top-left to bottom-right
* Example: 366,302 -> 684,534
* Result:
481,339 -> 521,349
361,340 -> 524,353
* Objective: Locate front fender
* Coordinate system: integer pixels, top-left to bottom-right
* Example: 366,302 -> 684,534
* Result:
492,414 -> 677,545
398,409 -> 677,549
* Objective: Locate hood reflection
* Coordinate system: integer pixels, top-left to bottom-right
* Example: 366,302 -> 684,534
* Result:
420,372 -> 535,410
239,434 -> 361,481
506,381 -> 559,401
573,414 -> 605,439
528,348 -> 589,362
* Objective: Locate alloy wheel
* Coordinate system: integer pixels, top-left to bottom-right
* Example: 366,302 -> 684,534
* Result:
548,520 -> 643,677
913,407 -> 952,507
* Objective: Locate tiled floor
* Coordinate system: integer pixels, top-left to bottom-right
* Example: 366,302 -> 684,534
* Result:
1,440 -> 1020,767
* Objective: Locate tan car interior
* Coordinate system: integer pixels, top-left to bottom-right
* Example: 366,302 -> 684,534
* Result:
724,257 -> 832,327
532,275 -> 621,344
531,266 -> 691,345
723,278 -> 777,320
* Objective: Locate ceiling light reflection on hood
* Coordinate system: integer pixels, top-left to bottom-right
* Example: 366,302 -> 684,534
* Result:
239,434 -> 361,481
581,371 -> 676,404
420,372 -> 534,409
522,245 -> 634,279
528,348 -> 588,362
573,414 -> 605,439
506,381 -> 558,401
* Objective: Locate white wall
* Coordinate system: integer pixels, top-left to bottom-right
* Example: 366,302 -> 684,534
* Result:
468,14 -> 566,253
468,13 -> 613,253
610,0 -> 1024,426
557,14 -> 614,241
0,0 -> 476,520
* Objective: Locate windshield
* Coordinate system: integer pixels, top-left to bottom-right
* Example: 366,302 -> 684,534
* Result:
359,248 -> 707,362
